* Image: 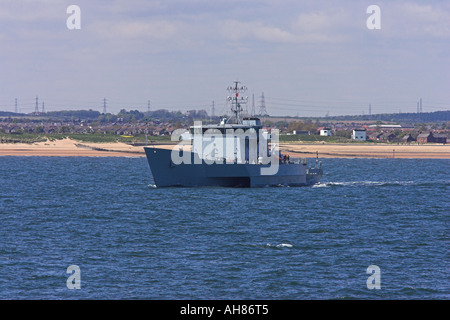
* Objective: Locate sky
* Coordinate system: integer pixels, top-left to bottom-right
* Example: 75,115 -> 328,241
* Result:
0,0 -> 449,117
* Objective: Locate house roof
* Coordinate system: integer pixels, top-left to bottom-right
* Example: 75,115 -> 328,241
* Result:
381,132 -> 395,137
417,133 -> 432,138
368,133 -> 382,138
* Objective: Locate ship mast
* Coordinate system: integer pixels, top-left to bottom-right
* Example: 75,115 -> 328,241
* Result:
227,81 -> 248,124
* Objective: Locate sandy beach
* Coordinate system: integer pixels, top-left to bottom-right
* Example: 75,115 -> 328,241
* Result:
0,138 -> 145,157
278,142 -> 450,159
0,138 -> 449,159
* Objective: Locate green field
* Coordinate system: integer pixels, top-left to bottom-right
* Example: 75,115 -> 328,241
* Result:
279,134 -> 352,143
0,133 -> 172,144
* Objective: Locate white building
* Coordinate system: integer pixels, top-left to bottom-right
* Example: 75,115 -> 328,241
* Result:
352,129 -> 367,141
368,124 -> 402,129
293,130 -> 310,135
320,128 -> 332,136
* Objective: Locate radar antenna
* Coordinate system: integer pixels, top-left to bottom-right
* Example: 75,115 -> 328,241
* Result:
227,81 -> 248,124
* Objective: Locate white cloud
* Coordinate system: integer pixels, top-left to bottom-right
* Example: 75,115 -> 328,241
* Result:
91,20 -> 177,40
219,20 -> 296,43
293,12 -> 334,32
219,11 -> 350,45
384,2 -> 450,39
0,0 -> 63,22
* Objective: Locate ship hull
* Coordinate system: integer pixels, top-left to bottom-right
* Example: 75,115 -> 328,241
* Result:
144,147 -> 322,188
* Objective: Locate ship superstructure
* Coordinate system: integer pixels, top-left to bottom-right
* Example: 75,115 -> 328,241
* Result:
144,81 -> 322,187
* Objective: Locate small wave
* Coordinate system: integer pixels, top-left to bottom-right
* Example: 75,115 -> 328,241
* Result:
277,243 -> 293,248
313,180 -> 445,188
312,183 -> 329,188
266,243 -> 293,248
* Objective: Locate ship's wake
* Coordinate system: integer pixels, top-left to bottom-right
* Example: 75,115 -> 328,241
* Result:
313,180 -> 450,188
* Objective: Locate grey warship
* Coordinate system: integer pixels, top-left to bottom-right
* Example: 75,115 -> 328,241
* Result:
144,81 -> 323,187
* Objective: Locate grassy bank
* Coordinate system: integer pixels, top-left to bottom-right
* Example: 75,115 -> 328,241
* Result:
0,133 -> 172,144
279,134 -> 352,143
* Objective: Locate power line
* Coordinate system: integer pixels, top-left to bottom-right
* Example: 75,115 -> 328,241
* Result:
251,94 -> 255,116
417,98 -> 423,113
35,96 -> 39,115
258,92 -> 268,116
1,93 -> 447,115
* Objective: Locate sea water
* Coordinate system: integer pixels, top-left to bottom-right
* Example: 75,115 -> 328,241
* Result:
0,157 -> 448,299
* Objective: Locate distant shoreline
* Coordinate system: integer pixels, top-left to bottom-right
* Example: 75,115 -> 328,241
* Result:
0,138 -> 449,159
279,142 -> 450,159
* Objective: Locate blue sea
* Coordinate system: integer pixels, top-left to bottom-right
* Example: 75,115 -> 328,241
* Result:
0,156 -> 448,300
